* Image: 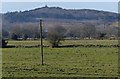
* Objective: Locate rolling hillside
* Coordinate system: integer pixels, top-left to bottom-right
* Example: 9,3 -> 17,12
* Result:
3,6 -> 118,23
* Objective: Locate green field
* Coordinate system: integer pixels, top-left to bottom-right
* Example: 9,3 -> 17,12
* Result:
8,40 -> 118,46
2,40 -> 119,77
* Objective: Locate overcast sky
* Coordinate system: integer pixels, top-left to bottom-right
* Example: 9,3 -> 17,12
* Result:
1,0 -> 119,2
1,2 -> 119,13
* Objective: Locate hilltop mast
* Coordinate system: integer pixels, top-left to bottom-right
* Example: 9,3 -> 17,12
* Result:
45,5 -> 48,8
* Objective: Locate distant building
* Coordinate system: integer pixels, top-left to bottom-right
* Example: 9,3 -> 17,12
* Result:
45,5 -> 48,8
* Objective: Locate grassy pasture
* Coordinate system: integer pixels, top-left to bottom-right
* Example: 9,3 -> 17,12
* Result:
8,40 -> 118,46
2,40 -> 119,77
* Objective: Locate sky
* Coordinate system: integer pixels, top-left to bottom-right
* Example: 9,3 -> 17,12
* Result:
1,2 -> 119,13
1,0 -> 119,2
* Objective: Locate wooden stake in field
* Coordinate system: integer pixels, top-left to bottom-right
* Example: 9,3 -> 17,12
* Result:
40,19 -> 44,65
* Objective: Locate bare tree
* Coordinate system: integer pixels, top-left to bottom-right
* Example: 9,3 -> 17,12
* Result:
82,24 -> 96,39
47,26 -> 66,47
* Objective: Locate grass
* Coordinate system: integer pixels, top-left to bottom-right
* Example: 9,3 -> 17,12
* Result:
2,45 -> 118,77
7,40 -> 118,46
62,40 -> 118,46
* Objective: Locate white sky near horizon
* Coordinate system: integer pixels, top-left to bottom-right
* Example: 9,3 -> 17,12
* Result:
0,0 -> 120,13
1,0 -> 120,2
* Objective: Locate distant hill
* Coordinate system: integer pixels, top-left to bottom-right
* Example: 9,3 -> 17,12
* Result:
3,6 -> 118,23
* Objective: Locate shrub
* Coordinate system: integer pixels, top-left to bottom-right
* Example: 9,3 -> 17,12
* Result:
2,39 -> 8,48
47,26 -> 66,48
11,33 -> 18,40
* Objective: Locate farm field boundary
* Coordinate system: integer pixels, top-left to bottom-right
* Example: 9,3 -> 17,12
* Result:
1,77 -> 119,79
5,44 -> 120,48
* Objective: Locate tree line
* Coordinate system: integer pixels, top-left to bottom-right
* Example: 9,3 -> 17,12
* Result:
2,22 -> 118,40
2,22 -> 119,47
